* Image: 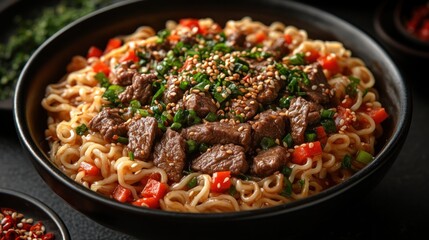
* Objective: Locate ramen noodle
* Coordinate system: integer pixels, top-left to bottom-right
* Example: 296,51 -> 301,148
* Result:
42,17 -> 388,212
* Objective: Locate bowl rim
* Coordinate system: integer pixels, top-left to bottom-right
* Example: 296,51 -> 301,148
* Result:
0,188 -> 71,240
13,0 -> 413,223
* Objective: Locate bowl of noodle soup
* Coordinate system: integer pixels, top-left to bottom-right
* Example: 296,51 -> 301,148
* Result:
14,0 -> 411,238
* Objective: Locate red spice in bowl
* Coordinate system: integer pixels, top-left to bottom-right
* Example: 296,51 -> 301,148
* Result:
0,208 -> 54,240
0,188 -> 70,240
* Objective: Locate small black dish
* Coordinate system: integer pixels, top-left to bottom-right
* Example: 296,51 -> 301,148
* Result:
374,0 -> 429,84
0,188 -> 70,240
394,0 -> 429,49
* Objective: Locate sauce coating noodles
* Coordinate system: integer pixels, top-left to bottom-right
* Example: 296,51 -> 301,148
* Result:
42,17 -> 387,212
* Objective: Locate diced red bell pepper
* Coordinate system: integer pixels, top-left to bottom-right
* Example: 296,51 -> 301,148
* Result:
78,161 -> 100,176
292,141 -> 323,165
210,171 -> 231,193
141,178 -> 168,199
104,38 -> 122,53
254,32 -> 267,43
119,49 -> 139,63
112,184 -> 133,203
284,34 -> 292,44
318,54 -> 340,75
314,126 -> 327,145
367,107 -> 389,124
87,46 -> 103,59
140,172 -> 162,187
335,106 -> 355,128
179,18 -> 208,34
132,197 -> 159,208
92,61 -> 110,76
304,49 -> 320,63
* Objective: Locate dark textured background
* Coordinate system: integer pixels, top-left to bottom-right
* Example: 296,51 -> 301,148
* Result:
1,0 -> 427,239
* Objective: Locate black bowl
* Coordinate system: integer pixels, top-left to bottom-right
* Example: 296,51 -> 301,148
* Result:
13,0 -> 412,238
0,188 -> 70,240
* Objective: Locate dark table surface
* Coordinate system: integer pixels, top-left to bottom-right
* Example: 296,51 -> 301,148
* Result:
1,1 -> 427,239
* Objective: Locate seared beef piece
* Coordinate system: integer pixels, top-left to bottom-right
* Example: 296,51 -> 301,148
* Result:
229,98 -> 259,121
288,97 -> 322,145
191,144 -> 248,175
89,107 -> 127,142
251,146 -> 289,177
180,35 -> 197,46
182,122 -> 252,149
127,117 -> 160,161
110,61 -> 138,86
153,128 -> 186,183
163,77 -> 183,104
118,73 -> 157,105
250,109 -> 287,147
227,32 -> 246,48
300,63 -> 331,104
183,92 -> 217,118
266,38 -> 290,60
256,78 -> 283,104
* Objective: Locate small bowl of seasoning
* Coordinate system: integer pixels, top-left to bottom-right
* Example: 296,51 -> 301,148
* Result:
394,0 -> 429,48
0,188 -> 70,240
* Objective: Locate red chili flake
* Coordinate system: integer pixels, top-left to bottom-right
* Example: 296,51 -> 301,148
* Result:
0,207 -> 55,240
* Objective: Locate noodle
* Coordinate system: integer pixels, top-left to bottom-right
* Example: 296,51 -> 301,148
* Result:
42,17 -> 388,213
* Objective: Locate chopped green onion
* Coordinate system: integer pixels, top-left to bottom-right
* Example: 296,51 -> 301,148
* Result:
342,154 -> 352,169
356,150 -> 373,164
281,166 -> 292,177
260,137 -> 276,150
199,143 -> 209,153
305,131 -> 317,142
279,96 -> 293,108
204,112 -> 218,122
282,133 -> 293,147
75,124 -> 88,136
280,178 -> 292,197
94,72 -> 110,88
117,136 -> 129,144
170,122 -> 182,131
289,53 -> 306,65
321,109 -> 335,119
321,119 -> 337,133
187,176 -> 198,188
128,151 -> 135,161
186,139 -> 198,153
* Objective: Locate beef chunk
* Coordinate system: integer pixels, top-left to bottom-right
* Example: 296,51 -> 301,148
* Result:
251,146 -> 289,177
288,97 -> 322,145
183,92 -> 217,118
266,38 -> 290,60
127,117 -> 159,161
191,144 -> 248,175
89,108 -> 127,142
256,78 -> 283,104
153,128 -> 186,183
182,122 -> 251,149
229,98 -> 259,121
300,63 -> 331,104
227,32 -> 246,48
110,61 -> 138,86
163,77 -> 183,104
118,73 -> 157,105
250,109 -> 287,147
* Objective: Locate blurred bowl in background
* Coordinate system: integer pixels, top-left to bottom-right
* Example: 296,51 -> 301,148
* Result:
0,188 -> 70,240
374,0 -> 429,82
